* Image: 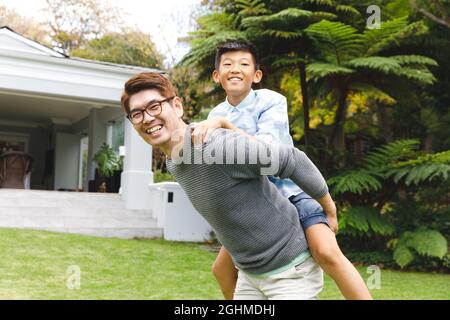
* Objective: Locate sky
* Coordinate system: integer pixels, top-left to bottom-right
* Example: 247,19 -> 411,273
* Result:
1,0 -> 204,65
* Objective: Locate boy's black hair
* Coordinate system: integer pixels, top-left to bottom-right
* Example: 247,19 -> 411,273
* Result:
215,40 -> 260,70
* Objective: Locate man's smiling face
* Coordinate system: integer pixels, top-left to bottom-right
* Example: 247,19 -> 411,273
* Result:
212,50 -> 262,102
128,89 -> 184,150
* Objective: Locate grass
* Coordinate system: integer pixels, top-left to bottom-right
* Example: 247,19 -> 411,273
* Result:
0,228 -> 448,300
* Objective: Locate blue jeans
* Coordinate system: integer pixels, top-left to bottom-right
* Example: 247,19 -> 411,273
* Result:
289,191 -> 329,230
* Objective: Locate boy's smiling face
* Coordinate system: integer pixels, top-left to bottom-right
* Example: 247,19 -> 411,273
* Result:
212,50 -> 262,106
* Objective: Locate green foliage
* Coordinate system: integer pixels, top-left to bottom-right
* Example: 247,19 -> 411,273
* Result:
339,206 -> 395,236
154,170 -> 176,183
387,150 -> 450,185
71,30 -> 164,69
306,63 -> 354,79
393,229 -> 448,268
328,140 -> 422,195
328,170 -> 382,195
93,143 -> 121,177
364,139 -> 420,170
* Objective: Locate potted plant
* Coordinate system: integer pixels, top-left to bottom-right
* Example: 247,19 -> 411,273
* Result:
92,143 -> 121,193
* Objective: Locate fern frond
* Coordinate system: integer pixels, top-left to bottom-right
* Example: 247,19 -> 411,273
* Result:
393,67 -> 437,85
271,56 -> 306,68
393,245 -> 415,268
235,0 -> 271,17
345,56 -> 402,74
393,229 -> 448,268
340,206 -> 395,236
335,5 -> 361,17
305,20 -> 364,63
350,83 -> 397,105
387,151 -> 450,185
306,63 -> 354,79
242,8 -> 312,28
391,55 -> 438,67
328,170 -> 382,195
363,18 -> 428,55
363,139 -> 420,170
180,31 -> 247,68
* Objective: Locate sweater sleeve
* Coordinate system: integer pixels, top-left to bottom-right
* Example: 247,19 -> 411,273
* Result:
206,129 -> 329,199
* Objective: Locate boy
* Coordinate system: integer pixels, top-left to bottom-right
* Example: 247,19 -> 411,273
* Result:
121,72 -> 335,299
191,41 -> 372,300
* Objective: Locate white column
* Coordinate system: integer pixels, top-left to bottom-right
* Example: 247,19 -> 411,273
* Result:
121,119 -> 154,209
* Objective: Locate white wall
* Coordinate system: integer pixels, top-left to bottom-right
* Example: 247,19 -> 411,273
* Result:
54,133 -> 80,190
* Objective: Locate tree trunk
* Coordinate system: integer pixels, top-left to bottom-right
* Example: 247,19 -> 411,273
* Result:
298,62 -> 310,149
377,104 -> 393,143
329,88 -> 349,152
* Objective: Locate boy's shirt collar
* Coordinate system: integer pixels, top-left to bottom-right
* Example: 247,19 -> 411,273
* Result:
225,89 -> 256,111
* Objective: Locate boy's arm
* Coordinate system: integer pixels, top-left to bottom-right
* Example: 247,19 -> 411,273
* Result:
191,116 -> 255,145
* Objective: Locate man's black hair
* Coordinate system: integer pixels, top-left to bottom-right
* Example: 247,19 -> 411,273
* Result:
215,40 -> 260,70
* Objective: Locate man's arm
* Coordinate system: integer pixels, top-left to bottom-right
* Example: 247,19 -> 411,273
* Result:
208,130 -> 329,200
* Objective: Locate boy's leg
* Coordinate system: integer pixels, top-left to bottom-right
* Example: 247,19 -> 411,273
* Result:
290,192 -> 373,300
212,246 -> 238,300
306,224 -> 372,300
260,257 -> 324,300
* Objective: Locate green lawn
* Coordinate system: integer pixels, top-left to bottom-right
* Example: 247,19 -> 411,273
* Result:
0,228 -> 448,300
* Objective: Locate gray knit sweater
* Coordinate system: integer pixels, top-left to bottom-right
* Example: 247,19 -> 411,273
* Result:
166,127 -> 328,274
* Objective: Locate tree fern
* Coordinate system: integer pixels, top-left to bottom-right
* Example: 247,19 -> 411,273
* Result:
345,56 -> 402,74
394,228 -> 448,267
363,139 -> 420,170
339,206 -> 395,236
305,20 -> 364,63
328,170 -> 382,195
235,0 -> 271,17
386,150 -> 450,185
306,63 -> 354,79
391,55 -> 439,67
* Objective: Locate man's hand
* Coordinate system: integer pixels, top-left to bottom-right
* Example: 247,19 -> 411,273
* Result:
191,118 -> 227,145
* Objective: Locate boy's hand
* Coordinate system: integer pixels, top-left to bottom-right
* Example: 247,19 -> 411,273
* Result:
191,118 -> 226,145
327,215 -> 339,234
316,193 -> 339,233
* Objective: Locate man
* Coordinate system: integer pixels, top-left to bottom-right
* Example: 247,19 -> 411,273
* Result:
121,72 -> 337,300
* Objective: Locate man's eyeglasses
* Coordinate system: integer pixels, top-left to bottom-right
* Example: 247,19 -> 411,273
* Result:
127,96 -> 175,124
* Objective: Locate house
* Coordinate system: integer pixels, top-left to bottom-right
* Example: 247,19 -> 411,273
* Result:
0,26 -> 212,242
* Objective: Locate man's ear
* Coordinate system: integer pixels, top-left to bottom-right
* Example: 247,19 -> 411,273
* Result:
212,70 -> 220,84
172,96 -> 184,118
253,69 -> 263,84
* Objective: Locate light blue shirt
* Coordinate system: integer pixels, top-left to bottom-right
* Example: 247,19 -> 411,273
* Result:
208,89 -> 303,198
